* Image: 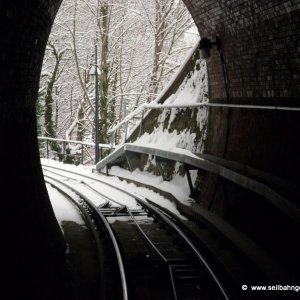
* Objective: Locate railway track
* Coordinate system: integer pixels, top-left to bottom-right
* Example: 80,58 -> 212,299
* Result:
45,176 -> 126,300
43,163 -> 230,300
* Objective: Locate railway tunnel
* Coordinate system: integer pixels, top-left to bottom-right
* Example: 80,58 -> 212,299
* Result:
0,0 -> 299,298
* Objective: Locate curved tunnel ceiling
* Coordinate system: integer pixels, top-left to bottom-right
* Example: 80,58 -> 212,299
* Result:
0,1 -> 298,183
0,0 -> 299,295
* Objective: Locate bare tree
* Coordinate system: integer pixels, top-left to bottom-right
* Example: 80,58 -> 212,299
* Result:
39,0 -> 199,145
43,42 -> 66,138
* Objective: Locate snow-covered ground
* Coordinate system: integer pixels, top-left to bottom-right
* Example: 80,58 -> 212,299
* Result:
42,158 -> 190,220
47,183 -> 85,227
43,46 -> 207,224
108,165 -> 195,205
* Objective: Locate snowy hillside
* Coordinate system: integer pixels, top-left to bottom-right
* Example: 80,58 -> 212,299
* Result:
132,47 -> 208,155
103,44 -> 209,199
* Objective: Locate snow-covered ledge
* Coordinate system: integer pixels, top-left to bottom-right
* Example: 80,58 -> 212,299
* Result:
95,143 -> 300,225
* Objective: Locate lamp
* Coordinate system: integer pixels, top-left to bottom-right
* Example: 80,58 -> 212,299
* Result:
89,65 -> 100,80
199,36 -> 229,103
199,36 -> 221,59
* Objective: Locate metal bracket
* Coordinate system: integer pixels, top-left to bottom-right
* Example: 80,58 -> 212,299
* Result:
184,164 -> 199,199
125,151 -> 133,172
156,157 -> 172,181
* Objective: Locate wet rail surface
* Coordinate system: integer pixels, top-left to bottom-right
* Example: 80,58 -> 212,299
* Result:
45,181 -> 113,300
43,164 -> 230,300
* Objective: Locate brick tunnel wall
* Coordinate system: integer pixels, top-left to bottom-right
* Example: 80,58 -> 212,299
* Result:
0,0 -> 299,286
180,1 -> 300,276
0,0 -> 62,123
182,0 -> 300,185
1,0 -> 298,184
0,1 -> 67,297
183,0 -> 300,103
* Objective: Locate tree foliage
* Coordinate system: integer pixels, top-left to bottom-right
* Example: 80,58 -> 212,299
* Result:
38,0 -> 199,146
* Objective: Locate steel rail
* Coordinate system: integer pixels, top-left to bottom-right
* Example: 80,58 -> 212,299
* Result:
126,207 -> 168,264
43,166 -> 125,207
42,163 -> 229,300
136,198 -> 230,300
44,173 -> 128,300
126,207 -> 178,300
44,177 -> 105,281
43,164 -> 291,284
44,167 -> 178,299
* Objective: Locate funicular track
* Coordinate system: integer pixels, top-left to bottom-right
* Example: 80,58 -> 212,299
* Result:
44,176 -> 127,300
42,163 -> 230,300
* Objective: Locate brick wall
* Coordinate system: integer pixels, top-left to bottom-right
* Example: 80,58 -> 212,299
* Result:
0,1 -> 66,297
0,0 -> 61,124
183,0 -> 300,104
180,0 -> 300,185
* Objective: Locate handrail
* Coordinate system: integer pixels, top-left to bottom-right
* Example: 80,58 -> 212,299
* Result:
107,39 -> 202,141
95,143 -> 300,225
108,102 -> 300,136
38,136 -> 114,164
38,136 -> 113,148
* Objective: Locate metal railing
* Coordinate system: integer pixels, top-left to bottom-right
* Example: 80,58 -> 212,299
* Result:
108,101 -> 300,149
38,136 -> 113,165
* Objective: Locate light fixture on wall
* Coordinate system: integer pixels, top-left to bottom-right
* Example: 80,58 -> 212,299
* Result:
199,36 -> 221,59
199,36 -> 229,103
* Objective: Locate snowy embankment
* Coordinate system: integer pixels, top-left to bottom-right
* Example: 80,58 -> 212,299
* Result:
44,44 -> 208,217
108,165 -> 195,205
122,47 -> 208,197
133,50 -> 208,154
47,183 -> 85,227
105,44 -> 209,203
42,159 -> 188,219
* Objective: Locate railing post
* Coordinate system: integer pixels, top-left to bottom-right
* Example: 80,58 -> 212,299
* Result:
125,151 -> 132,172
124,122 -> 128,142
81,144 -> 84,164
110,131 -> 115,150
46,140 -> 49,159
62,141 -> 66,161
139,109 -> 144,137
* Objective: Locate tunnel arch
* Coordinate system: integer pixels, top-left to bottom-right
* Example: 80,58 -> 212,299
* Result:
182,0 -> 299,102
0,0 -> 299,297
181,0 -> 300,185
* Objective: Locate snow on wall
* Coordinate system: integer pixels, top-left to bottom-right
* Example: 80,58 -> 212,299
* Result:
125,49 -> 209,197
163,58 -> 207,106
105,47 -> 209,201
134,53 -> 208,154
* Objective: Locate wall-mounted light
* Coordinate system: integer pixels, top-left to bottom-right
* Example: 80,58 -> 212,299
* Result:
199,36 -> 221,59
199,36 -> 229,103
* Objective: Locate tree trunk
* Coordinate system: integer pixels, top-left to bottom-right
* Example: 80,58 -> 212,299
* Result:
0,1 -> 67,298
99,0 -> 110,144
